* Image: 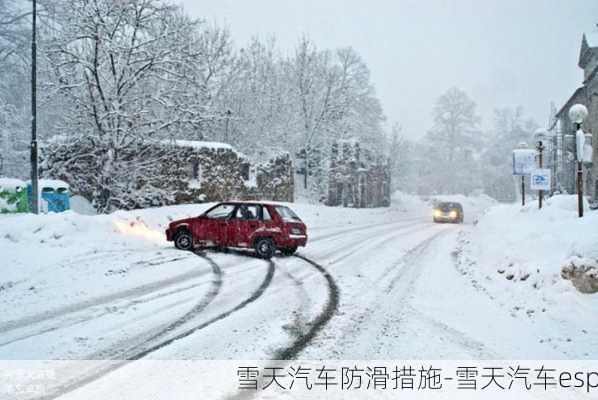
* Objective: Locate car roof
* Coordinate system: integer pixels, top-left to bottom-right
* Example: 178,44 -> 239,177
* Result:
436,201 -> 462,207
220,200 -> 286,207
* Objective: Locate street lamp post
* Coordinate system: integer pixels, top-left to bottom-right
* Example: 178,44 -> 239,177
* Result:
536,140 -> 545,209
30,0 -> 39,214
568,104 -> 588,218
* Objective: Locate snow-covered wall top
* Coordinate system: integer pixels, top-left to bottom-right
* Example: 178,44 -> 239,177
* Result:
161,139 -> 232,151
160,140 -> 246,159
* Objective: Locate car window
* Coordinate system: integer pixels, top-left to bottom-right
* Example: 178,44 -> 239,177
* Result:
235,204 -> 259,220
262,206 -> 272,221
275,206 -> 301,221
205,204 -> 235,219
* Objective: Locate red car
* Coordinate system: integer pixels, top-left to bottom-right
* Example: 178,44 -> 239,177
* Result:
165,201 -> 307,258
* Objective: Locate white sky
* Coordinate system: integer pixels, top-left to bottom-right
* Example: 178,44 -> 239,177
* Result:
179,0 -> 598,139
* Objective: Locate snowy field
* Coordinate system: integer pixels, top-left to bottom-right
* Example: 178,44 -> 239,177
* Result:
1,193 -> 597,399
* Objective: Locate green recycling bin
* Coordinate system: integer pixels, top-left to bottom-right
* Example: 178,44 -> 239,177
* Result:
0,178 -> 29,213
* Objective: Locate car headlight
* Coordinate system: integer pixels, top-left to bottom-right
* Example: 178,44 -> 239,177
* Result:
433,210 -> 442,217
449,211 -> 457,218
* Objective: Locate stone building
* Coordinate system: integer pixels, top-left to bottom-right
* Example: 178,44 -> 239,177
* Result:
555,32 -> 598,200
326,139 -> 391,208
41,138 -> 293,210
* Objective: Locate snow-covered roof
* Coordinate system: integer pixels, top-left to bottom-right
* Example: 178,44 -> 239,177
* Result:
0,178 -> 26,191
26,179 -> 70,190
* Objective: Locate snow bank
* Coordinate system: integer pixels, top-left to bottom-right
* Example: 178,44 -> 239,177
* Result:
457,195 -> 598,354
391,191 -> 428,214
465,195 -> 598,276
0,204 -> 213,321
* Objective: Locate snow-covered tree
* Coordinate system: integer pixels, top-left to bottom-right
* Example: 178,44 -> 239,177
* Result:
0,0 -> 388,209
42,0 -> 207,211
420,87 -> 482,194
481,106 -> 538,201
0,0 -> 30,178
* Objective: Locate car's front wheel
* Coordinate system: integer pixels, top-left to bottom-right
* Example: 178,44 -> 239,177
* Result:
254,238 -> 275,259
174,230 -> 193,251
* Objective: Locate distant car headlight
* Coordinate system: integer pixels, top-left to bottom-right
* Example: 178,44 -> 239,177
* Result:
449,211 -> 457,218
433,210 -> 442,217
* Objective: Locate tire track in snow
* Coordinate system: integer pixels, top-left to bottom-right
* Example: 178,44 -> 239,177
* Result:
278,265 -> 313,341
87,252 -> 224,360
0,280 -> 211,347
321,222 -> 431,266
222,254 -> 339,400
272,254 -> 339,360
39,256 -> 275,400
321,229 -> 449,358
382,231 -> 446,293
310,216 -> 424,243
374,229 -> 498,359
0,254 -> 205,335
403,305 -> 498,359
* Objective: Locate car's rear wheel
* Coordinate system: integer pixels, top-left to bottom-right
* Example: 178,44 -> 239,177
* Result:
281,247 -> 297,256
174,230 -> 193,251
254,238 -> 274,259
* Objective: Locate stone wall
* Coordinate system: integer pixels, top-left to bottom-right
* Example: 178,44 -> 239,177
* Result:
41,138 -> 294,211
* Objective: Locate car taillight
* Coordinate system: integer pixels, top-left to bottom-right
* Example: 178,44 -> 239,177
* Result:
291,227 -> 302,235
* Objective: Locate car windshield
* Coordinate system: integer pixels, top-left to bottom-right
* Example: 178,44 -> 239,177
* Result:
204,204 -> 235,219
437,202 -> 461,210
275,206 -> 301,221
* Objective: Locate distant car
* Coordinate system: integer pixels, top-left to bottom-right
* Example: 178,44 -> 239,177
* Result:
433,201 -> 464,223
166,201 -> 307,259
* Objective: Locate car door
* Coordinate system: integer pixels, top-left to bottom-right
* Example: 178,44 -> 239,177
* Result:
228,204 -> 262,248
199,203 -> 235,246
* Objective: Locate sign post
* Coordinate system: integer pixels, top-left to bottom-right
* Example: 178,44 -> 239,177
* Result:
512,148 -> 535,206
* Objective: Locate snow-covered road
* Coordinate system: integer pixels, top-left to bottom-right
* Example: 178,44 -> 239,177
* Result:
2,195 -> 597,399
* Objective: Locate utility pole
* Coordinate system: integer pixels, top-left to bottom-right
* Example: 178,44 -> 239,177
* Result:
537,140 -> 544,209
521,176 -> 525,206
30,0 -> 39,214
